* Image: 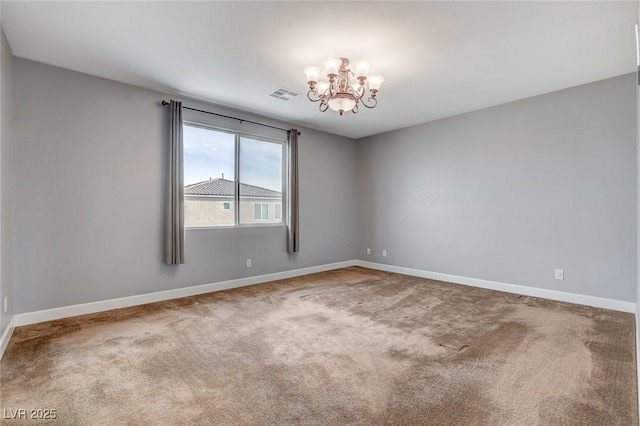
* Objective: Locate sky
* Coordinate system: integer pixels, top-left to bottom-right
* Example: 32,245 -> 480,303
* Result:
183,125 -> 283,191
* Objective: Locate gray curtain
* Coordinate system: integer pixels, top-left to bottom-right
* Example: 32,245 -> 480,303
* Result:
286,129 -> 300,254
164,100 -> 185,265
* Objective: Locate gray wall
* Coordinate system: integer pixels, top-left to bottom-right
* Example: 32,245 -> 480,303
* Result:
636,63 -> 640,398
636,0 -> 640,367
0,27 -> 14,334
13,58 -> 357,314
357,74 -> 637,302
8,58 -> 637,313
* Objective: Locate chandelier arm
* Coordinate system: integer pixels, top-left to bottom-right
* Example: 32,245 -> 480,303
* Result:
344,71 -> 353,93
328,76 -> 337,97
352,86 -> 364,100
319,102 -> 329,112
359,96 -> 378,109
307,90 -> 322,103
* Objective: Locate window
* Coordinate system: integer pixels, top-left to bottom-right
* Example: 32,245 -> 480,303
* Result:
183,123 -> 284,227
253,203 -> 269,220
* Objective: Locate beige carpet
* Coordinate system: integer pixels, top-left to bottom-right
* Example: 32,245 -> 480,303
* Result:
0,267 -> 637,425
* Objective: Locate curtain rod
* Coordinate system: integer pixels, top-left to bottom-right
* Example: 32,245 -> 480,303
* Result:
161,100 -> 300,135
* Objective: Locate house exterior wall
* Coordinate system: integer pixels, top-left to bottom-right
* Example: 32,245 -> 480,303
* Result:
239,198 -> 282,225
185,196 -> 283,227
185,196 -> 235,227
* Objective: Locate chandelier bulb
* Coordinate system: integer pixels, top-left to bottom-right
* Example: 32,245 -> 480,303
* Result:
325,58 -> 340,76
355,61 -> 370,79
303,66 -> 320,84
368,75 -> 385,91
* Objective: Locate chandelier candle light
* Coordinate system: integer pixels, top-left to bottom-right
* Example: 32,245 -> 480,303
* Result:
304,58 -> 384,115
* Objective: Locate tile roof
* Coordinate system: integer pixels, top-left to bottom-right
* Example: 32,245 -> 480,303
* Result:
184,178 -> 282,198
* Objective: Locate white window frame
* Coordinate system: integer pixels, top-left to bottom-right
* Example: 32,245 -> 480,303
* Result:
183,121 -> 286,229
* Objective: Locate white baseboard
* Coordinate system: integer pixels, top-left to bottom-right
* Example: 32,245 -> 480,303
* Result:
0,316 -> 16,361
11,259 -> 636,328
12,260 -> 358,328
6,259 -> 636,347
356,260 -> 636,313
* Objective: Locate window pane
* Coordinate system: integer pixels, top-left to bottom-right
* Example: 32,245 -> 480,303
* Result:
253,203 -> 270,220
239,137 -> 283,224
183,125 -> 236,227
275,203 -> 282,220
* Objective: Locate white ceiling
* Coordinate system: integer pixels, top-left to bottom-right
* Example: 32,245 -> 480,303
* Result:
1,1 -> 638,139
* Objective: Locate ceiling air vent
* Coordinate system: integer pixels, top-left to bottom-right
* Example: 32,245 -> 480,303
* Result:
269,88 -> 299,101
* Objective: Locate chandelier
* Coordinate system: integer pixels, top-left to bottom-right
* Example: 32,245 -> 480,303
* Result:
304,58 -> 384,115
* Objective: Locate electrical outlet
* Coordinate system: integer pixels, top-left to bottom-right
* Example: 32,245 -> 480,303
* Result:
3,296 -> 7,313
555,269 -> 564,280
382,249 -> 387,257
246,259 -> 252,268
366,248 -> 371,255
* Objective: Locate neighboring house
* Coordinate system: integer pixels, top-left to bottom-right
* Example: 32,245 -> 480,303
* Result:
184,178 -> 283,227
